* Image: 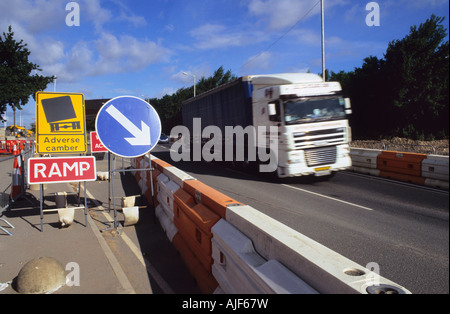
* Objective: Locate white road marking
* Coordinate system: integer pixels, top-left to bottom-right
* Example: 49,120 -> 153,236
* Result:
282,184 -> 374,211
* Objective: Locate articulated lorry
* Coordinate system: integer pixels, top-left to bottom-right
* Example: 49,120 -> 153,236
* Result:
180,73 -> 352,178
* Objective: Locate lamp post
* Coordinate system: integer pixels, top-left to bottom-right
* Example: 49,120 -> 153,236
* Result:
321,0 -> 326,82
183,72 -> 196,97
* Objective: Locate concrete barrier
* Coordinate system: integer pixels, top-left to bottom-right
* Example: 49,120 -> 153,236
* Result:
350,148 -> 448,190
132,154 -> 412,294
155,204 -> 178,241
212,218 -> 318,294
422,155 -> 449,190
156,173 -> 179,221
224,205 -> 411,294
349,148 -> 381,176
140,155 -> 221,293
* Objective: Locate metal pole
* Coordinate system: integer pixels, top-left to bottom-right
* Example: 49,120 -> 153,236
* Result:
321,0 -> 326,81
40,184 -> 43,232
78,182 -> 81,206
84,181 -> 87,227
108,151 -> 111,213
193,75 -> 196,97
148,153 -> 154,204
112,154 -> 117,228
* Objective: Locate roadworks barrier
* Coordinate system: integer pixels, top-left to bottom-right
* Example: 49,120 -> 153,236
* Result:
349,148 -> 448,190
212,218 -> 318,294
10,154 -> 22,200
132,154 -> 412,294
223,204 -> 410,294
0,140 -> 34,154
421,155 -> 449,190
377,151 -> 427,185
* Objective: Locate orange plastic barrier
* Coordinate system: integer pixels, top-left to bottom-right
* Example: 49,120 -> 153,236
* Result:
172,233 -> 218,294
151,157 -> 172,172
131,155 -> 240,294
174,188 -> 220,272
377,151 -> 427,185
183,180 -> 243,219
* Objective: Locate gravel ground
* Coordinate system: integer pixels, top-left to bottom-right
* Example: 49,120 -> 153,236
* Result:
350,137 -> 449,156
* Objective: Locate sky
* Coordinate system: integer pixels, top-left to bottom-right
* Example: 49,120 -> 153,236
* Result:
1,0 -> 449,129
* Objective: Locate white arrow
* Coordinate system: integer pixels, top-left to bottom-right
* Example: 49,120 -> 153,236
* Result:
105,105 -> 151,146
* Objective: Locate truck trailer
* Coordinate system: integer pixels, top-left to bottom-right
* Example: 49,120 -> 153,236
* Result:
178,73 -> 352,178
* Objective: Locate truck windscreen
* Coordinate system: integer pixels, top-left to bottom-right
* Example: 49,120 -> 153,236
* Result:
283,96 -> 346,125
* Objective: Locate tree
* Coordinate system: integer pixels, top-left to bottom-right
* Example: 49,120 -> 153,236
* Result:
332,56 -> 390,139
330,15 -> 449,140
0,25 -> 54,132
383,15 -> 449,139
150,66 -> 237,132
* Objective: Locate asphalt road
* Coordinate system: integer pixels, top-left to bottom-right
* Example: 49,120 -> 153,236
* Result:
152,144 -> 449,294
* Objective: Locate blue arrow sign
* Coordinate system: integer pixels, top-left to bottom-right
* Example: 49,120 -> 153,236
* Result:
95,96 -> 161,158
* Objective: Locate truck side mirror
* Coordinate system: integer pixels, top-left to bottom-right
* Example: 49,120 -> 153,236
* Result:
344,98 -> 352,114
267,103 -> 277,116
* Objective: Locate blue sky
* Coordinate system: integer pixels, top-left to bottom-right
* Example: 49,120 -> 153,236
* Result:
1,0 -> 448,129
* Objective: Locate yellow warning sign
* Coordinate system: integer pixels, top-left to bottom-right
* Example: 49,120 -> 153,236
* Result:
36,92 -> 87,154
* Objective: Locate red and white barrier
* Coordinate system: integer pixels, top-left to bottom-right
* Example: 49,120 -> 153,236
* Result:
10,154 -> 22,200
0,140 -> 34,155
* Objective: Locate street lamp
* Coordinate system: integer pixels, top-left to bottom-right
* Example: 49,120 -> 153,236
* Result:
183,72 -> 196,97
321,0 -> 326,81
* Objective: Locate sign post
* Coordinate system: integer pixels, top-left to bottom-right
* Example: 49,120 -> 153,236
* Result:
33,92 -> 91,231
96,96 -> 161,227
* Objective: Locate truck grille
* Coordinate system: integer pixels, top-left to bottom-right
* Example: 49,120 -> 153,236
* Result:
304,146 -> 337,167
293,128 -> 345,150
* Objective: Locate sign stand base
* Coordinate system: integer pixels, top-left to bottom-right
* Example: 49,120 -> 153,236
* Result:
38,182 -> 88,232
108,153 -> 154,230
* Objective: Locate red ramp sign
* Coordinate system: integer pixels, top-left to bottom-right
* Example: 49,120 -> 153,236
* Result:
28,156 -> 97,184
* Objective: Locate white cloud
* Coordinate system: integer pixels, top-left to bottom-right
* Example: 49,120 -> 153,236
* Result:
290,28 -> 321,46
188,23 -> 268,50
170,63 -> 211,84
66,41 -> 94,73
111,0 -> 147,28
155,87 -> 177,98
0,0 -> 66,34
247,0 -> 321,31
92,32 -> 171,75
81,0 -> 113,33
189,23 -> 248,49
241,51 -> 274,74
247,0 -> 350,31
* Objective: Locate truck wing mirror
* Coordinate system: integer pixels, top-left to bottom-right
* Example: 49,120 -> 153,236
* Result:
344,98 -> 352,114
267,103 -> 277,116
